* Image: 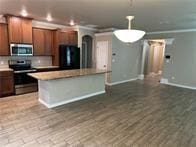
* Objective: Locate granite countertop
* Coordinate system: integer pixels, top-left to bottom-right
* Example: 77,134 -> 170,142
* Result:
0,68 -> 13,72
28,68 -> 111,80
33,66 -> 59,69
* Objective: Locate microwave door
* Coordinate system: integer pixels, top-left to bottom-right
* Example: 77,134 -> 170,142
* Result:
10,44 -> 33,56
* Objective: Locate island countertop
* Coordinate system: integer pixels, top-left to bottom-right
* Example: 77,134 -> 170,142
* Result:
28,68 -> 111,80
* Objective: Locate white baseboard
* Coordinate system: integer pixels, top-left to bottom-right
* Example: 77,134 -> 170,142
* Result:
106,78 -> 138,86
39,90 -> 105,108
160,78 -> 168,84
138,74 -> 144,80
160,78 -> 196,90
164,82 -> 196,90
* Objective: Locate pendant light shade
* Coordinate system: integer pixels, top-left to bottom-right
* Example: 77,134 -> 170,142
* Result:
114,16 -> 145,43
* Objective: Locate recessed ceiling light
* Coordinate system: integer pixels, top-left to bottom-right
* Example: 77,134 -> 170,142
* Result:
70,20 -> 75,26
46,14 -> 52,21
21,9 -> 28,17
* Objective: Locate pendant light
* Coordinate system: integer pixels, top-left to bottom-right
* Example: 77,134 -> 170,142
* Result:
114,16 -> 145,43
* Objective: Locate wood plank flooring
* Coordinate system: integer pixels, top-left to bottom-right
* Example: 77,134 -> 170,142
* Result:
1,78 -> 196,146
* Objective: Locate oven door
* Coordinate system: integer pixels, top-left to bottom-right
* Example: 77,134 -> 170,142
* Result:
14,73 -> 37,85
10,44 -> 33,56
14,72 -> 38,95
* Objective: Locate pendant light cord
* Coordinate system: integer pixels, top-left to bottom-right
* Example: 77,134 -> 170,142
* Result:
128,0 -> 134,30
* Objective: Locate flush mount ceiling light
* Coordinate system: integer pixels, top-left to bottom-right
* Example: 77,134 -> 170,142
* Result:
20,9 -> 28,17
46,14 -> 52,21
114,16 -> 145,43
70,20 -> 75,26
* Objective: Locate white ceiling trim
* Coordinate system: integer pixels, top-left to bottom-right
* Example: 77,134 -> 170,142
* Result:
32,20 -> 71,30
147,29 -> 196,35
75,25 -> 97,31
32,20 -> 97,31
95,32 -> 113,36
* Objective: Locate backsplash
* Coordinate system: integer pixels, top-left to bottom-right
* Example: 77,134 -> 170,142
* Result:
0,56 -> 53,68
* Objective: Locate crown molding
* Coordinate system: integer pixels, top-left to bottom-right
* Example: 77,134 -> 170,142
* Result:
147,29 -> 196,35
74,25 -> 97,31
95,32 -> 113,36
32,20 -> 71,30
98,28 -> 117,33
32,20 -> 97,31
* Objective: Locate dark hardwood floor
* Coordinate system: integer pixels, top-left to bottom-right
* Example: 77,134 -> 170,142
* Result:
1,77 -> 196,147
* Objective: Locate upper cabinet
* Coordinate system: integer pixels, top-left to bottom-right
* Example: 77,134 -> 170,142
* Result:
0,24 -> 9,55
7,16 -> 33,44
58,31 -> 78,46
33,28 -> 54,56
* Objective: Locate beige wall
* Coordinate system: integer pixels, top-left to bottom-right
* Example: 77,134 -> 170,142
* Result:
95,33 -> 142,84
111,35 -> 142,83
145,31 -> 196,87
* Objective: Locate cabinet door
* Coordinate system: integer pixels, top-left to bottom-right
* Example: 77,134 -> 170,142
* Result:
44,30 -> 53,55
59,32 -> 69,44
0,24 -> 9,55
68,31 -> 78,45
22,19 -> 33,43
0,72 -> 14,97
33,28 -> 45,55
8,16 -> 22,43
7,16 -> 32,44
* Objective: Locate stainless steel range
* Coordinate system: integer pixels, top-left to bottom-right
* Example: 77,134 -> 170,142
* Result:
9,60 -> 38,95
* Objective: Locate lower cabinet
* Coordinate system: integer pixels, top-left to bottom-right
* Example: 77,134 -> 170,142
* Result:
0,71 -> 14,97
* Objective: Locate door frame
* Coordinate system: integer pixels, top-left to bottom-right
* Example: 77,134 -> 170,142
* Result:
139,38 -> 175,80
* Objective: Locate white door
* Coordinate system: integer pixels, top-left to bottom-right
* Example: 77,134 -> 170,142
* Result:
96,41 -> 109,70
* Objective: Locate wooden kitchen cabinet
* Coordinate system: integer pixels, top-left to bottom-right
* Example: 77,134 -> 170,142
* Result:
58,31 -> 77,45
59,32 -> 69,44
33,28 -> 45,55
44,29 -> 54,55
0,24 -> 9,55
0,71 -> 14,97
21,19 -> 33,43
33,28 -> 54,56
7,16 -> 33,44
68,31 -> 78,45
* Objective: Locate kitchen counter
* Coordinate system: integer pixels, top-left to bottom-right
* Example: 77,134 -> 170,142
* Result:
28,68 -> 110,108
0,68 -> 13,72
28,68 -> 110,81
33,66 -> 59,70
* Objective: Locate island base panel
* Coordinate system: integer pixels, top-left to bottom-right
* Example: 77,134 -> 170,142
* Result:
38,74 -> 105,108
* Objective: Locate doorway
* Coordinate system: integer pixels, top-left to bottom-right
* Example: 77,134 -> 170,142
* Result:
143,40 -> 165,81
82,35 -> 93,68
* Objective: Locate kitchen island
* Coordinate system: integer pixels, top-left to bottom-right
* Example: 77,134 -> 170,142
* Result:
29,68 -> 110,108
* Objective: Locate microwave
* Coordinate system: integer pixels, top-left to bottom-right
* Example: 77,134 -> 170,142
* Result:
10,44 -> 33,56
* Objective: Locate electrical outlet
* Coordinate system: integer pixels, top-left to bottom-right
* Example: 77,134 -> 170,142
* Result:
171,76 -> 175,80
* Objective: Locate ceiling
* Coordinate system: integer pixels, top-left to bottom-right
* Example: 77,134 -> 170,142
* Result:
0,0 -> 196,32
